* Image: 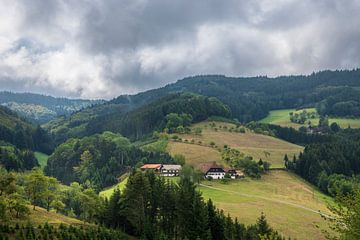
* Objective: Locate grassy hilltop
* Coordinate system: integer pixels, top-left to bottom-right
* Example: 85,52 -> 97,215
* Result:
167,121 -> 303,168
129,120 -> 332,239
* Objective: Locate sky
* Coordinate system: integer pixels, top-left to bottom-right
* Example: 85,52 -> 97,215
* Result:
0,0 -> 359,99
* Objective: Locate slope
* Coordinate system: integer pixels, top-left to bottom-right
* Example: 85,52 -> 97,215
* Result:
0,91 -> 103,123
7,206 -> 86,227
167,121 -> 303,168
46,69 -> 360,144
199,170 -> 333,240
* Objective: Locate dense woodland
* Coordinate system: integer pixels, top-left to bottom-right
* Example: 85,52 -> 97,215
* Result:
45,132 -> 174,190
285,128 -> 360,197
0,106 -> 54,154
86,93 -> 231,141
46,69 -> 360,142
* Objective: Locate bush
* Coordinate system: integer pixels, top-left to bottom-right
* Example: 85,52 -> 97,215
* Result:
220,178 -> 230,184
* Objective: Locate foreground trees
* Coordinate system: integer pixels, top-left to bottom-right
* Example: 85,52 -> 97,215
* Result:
101,170 -> 286,240
324,189 -> 360,240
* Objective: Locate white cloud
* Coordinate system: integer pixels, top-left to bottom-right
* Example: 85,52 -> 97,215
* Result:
0,0 -> 359,99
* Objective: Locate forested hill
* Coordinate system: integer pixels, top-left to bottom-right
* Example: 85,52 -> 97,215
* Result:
46,69 -> 360,144
48,93 -> 230,144
111,69 -> 360,122
0,91 -> 104,123
0,105 -> 53,153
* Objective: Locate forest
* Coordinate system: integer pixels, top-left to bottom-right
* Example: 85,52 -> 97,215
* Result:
45,132 -> 174,190
46,69 -> 360,143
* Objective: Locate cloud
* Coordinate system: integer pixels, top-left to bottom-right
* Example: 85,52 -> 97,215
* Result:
0,0 -> 359,99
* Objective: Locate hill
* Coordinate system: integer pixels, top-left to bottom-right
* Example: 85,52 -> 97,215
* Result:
167,121 -> 303,168
260,108 -> 360,129
45,69 -> 360,144
199,170 -> 333,240
8,206 -> 86,227
0,91 -> 103,123
0,106 -> 53,154
47,93 -> 230,144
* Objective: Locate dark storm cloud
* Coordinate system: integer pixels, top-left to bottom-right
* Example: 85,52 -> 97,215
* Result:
0,0 -> 359,98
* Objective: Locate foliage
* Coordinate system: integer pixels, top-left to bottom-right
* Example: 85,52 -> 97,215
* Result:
287,129 -> 360,197
324,189 -> 360,240
85,93 -> 231,141
0,106 -> 54,154
0,222 -> 130,240
45,132 -> 174,190
0,146 -> 38,171
99,170 -> 287,239
289,109 -> 317,124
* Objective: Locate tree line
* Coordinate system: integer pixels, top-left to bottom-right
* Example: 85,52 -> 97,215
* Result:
45,131 -> 174,190
100,169 -> 286,240
285,128 -> 360,197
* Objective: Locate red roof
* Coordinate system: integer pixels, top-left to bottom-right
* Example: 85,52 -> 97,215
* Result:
140,164 -> 162,170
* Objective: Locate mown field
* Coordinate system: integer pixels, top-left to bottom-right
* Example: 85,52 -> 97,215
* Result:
8,206 -> 86,227
35,152 -> 49,169
260,108 -> 360,129
167,121 -> 303,168
100,177 -> 129,199
200,170 -> 333,240
100,171 -> 333,240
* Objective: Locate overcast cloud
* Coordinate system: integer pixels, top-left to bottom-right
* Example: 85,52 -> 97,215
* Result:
0,0 -> 359,99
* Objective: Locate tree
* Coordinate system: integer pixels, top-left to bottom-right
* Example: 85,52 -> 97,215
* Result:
257,212 -> 272,236
194,128 -> 202,135
74,150 -> 93,183
330,122 -> 340,132
263,161 -> 271,172
44,177 -> 61,212
283,154 -> 289,168
25,168 -> 47,210
325,189 -> 360,240
174,154 -> 186,166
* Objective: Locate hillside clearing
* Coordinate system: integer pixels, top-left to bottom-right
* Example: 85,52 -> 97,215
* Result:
199,170 -> 333,240
100,176 -> 129,199
34,152 -> 49,169
167,121 -> 303,168
260,108 -> 360,129
7,206 -> 86,227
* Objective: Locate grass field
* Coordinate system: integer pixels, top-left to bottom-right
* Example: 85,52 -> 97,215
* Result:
260,108 -> 360,129
100,176 -> 129,199
200,170 -> 333,240
7,206 -> 86,227
167,121 -> 303,168
34,152 -> 49,169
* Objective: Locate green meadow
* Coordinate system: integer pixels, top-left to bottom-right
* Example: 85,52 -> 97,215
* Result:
34,152 -> 49,169
260,108 -> 360,129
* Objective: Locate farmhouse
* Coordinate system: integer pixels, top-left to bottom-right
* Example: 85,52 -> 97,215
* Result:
140,164 -> 162,172
224,168 -> 244,179
140,164 -> 182,177
198,162 -> 225,179
198,162 -> 242,179
160,164 -> 182,177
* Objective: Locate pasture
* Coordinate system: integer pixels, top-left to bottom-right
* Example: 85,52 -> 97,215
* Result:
34,152 -> 49,169
167,121 -> 303,168
9,206 -> 86,227
260,108 -> 360,129
100,176 -> 128,199
199,170 -> 333,240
